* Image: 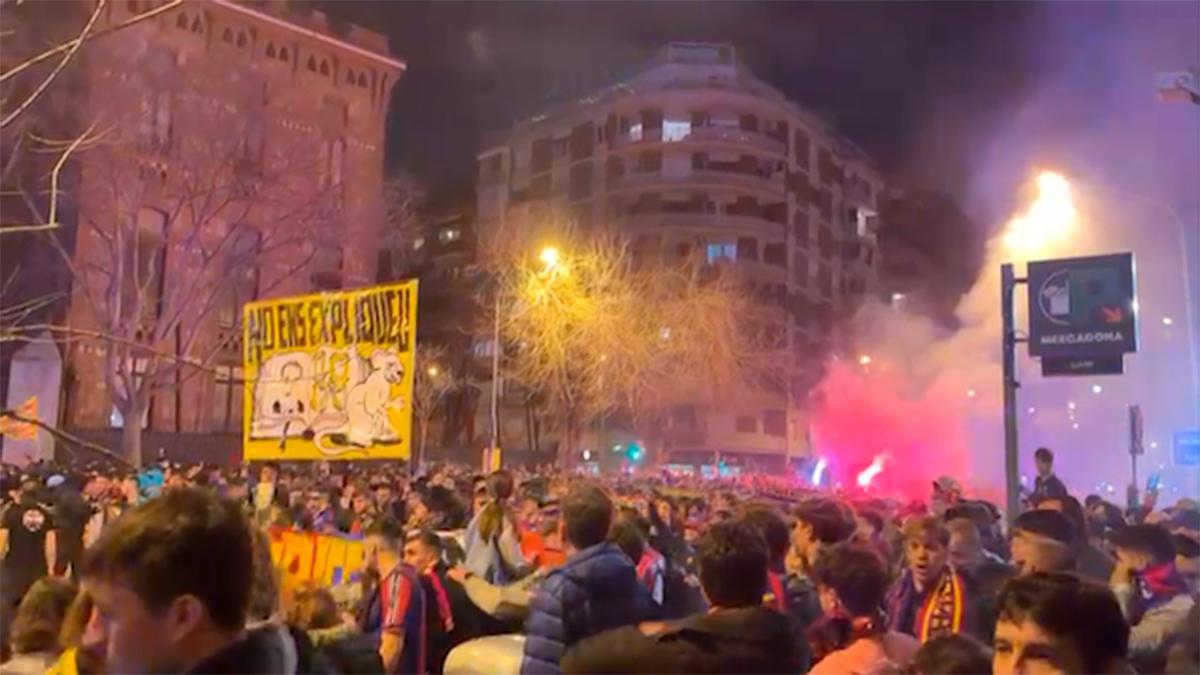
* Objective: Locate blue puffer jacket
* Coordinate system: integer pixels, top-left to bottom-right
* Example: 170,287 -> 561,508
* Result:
520,542 -> 654,674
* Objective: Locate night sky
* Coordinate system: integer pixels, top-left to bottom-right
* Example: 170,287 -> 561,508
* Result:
321,1 -> 1044,201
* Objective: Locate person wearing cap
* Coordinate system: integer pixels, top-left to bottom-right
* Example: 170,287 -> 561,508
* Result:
931,477 -> 963,518
49,473 -> 92,579
1,475 -> 58,623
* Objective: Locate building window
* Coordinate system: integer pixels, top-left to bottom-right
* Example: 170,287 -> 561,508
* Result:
763,243 -> 787,267
265,42 -> 276,58
735,415 -> 758,434
706,242 -> 736,264
222,27 -> 233,43
311,246 -> 344,291
190,16 -> 203,34
330,138 -> 345,186
211,366 -> 244,433
236,31 -> 248,48
176,12 -> 188,29
763,410 -> 786,437
138,91 -> 173,151
218,229 -> 261,328
319,60 -> 330,76
737,237 -> 758,261
636,150 -> 661,173
358,72 -> 369,88
307,55 -> 318,72
346,68 -> 356,84
110,358 -> 150,429
663,118 -> 691,142
279,46 -> 290,62
125,208 -> 167,320
628,122 -> 643,142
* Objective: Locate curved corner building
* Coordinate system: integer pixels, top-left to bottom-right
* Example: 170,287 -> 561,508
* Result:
476,43 -> 884,470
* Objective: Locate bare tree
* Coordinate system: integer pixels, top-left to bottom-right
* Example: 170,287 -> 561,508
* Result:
378,171 -> 427,279
2,0 -> 185,234
488,210 -> 769,466
5,82 -> 331,466
412,344 -> 460,469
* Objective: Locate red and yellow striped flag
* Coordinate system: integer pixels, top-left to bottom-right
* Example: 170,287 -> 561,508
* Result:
0,396 -> 38,439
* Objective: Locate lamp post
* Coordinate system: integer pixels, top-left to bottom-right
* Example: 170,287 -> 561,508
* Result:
489,245 -> 563,467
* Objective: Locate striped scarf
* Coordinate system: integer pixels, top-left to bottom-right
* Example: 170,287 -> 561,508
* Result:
887,568 -> 967,643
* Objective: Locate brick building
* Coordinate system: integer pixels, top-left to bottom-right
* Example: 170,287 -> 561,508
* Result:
6,0 -> 403,462
476,43 -> 885,467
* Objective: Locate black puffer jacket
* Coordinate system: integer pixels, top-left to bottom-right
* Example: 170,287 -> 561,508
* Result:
561,605 -> 802,674
185,624 -> 332,674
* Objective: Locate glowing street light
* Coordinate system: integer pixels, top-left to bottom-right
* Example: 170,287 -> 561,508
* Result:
1163,316 -> 1174,326
858,354 -> 872,366
1068,401 -> 1076,410
539,246 -> 561,270
966,388 -> 977,399
427,366 -> 440,377
1091,384 -> 1102,394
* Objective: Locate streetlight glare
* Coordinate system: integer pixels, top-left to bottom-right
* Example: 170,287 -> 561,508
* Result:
1091,384 -> 1102,394
966,388 -> 977,398
858,354 -> 872,365
427,366 -> 439,377
539,246 -> 561,270
1162,316 -> 1174,326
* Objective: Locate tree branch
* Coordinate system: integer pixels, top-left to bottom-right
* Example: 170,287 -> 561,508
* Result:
1,0 -> 107,128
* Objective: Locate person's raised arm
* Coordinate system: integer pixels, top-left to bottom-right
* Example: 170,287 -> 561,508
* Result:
45,528 -> 57,574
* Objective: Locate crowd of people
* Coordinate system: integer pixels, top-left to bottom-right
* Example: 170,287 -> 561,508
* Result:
0,445 -> 1197,674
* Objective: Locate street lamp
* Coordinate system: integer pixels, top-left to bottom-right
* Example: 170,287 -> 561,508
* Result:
427,366 -> 439,377
491,245 -> 568,462
858,354 -> 872,366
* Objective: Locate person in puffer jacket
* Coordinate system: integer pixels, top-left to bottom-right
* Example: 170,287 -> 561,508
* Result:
521,482 -> 654,674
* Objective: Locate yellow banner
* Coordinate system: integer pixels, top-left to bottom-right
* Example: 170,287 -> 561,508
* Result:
242,281 -> 418,461
268,528 -> 366,606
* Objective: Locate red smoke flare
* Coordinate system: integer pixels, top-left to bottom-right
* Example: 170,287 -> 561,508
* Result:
810,361 -> 971,501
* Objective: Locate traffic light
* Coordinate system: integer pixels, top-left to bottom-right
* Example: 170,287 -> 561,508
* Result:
626,443 -> 643,462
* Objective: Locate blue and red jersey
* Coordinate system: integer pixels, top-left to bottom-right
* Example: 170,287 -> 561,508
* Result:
380,561 -> 427,675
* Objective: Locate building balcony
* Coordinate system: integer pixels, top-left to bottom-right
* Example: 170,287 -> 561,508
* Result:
609,167 -> 786,197
619,211 -> 786,237
610,125 -> 787,157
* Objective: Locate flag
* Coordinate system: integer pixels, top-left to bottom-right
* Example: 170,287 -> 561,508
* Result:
0,396 -> 38,439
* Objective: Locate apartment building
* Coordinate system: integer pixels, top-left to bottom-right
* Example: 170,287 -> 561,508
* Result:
476,42 -> 884,467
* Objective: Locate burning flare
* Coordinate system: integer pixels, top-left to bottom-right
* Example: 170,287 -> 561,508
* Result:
811,457 -> 828,486
1002,171 -> 1078,256
856,453 -> 889,488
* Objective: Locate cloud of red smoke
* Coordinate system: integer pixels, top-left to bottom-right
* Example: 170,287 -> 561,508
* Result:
810,360 -> 972,502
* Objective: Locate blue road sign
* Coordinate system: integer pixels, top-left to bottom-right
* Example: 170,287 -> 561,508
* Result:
1174,429 -> 1200,467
